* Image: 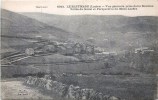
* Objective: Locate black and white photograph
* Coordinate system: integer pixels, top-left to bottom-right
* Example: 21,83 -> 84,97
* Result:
1,0 -> 158,100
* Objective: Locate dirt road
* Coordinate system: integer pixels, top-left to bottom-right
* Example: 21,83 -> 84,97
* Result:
1,80 -> 53,100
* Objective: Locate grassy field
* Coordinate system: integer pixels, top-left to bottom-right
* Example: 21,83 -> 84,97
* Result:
1,78 -> 53,100
1,74 -> 157,100
1,54 -> 157,100
58,75 -> 157,100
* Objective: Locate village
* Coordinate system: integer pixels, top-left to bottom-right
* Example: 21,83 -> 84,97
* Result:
1,39 -> 157,100
1,8 -> 158,100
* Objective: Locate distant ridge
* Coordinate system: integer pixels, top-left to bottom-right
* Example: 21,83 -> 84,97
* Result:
1,9 -> 78,40
22,12 -> 158,50
22,12 -> 158,36
1,9 -> 80,52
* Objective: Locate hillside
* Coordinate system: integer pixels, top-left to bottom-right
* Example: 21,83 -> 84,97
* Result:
22,13 -> 158,34
2,9 -> 158,51
1,9 -> 80,52
22,13 -> 158,50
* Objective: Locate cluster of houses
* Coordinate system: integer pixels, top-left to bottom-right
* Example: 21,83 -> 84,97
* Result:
33,41 -> 95,56
134,47 -> 154,54
126,47 -> 155,73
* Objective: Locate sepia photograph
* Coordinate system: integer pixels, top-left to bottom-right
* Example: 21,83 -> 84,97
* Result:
1,0 -> 158,100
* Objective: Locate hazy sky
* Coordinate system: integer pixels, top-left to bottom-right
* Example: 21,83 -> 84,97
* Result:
2,0 -> 158,16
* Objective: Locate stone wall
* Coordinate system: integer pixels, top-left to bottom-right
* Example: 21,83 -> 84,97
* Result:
24,76 -> 124,100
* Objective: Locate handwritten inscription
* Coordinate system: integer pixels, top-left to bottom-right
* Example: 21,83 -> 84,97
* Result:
36,6 -> 48,8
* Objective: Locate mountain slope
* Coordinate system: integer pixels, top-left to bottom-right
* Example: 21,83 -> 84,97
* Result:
22,13 -> 158,35
1,9 -> 81,52
1,9 -> 76,40
22,13 -> 158,50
